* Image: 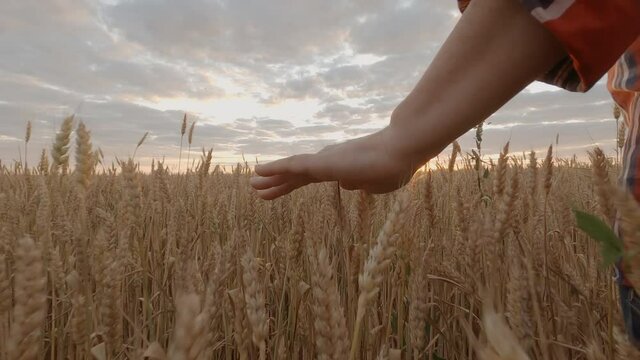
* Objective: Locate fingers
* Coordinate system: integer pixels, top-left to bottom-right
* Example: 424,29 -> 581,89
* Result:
339,181 -> 360,191
255,180 -> 307,200
255,154 -> 312,177
362,180 -> 402,195
249,174 -> 287,190
339,181 -> 391,193
252,149 -> 342,200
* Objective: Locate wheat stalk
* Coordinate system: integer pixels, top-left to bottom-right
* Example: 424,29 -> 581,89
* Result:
350,191 -> 410,360
310,247 -> 349,360
7,237 -> 47,360
241,248 -> 268,360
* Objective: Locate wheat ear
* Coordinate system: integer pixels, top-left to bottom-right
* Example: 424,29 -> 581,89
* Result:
350,191 -> 410,360
311,247 -> 349,360
241,248 -> 268,360
75,121 -> 94,189
7,237 -> 47,360
589,147 -> 615,222
51,114 -> 74,174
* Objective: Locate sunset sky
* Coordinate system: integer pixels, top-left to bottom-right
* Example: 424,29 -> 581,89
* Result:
0,0 -> 619,170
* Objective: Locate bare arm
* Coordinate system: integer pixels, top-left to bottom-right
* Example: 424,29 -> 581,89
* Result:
387,0 -> 565,164
251,0 -> 566,200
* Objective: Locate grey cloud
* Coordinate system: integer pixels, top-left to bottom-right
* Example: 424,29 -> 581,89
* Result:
270,55 -> 422,108
348,1 -> 456,55
274,77 -> 327,101
317,52 -> 432,102
0,0 -> 220,102
222,118 -> 342,141
322,65 -> 369,89
484,83 -> 614,129
101,0 -> 452,104
0,100 -> 314,167
455,118 -> 617,159
290,124 -> 345,137
230,119 -> 259,132
255,119 -> 294,132
315,103 -> 372,125
0,0 -> 623,165
441,82 -> 620,158
359,53 -> 431,95
237,138 -> 335,157
90,60 -> 223,99
0,76 -> 82,109
106,1 -> 305,63
314,93 -> 402,125
102,0 -> 397,64
0,0 -> 95,31
363,95 -> 402,116
503,83 -> 611,113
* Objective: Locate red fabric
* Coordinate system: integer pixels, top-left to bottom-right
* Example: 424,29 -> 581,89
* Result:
544,0 -> 640,91
458,0 -> 640,92
457,0 -> 640,286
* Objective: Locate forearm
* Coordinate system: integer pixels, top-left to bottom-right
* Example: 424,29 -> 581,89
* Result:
389,0 -> 565,164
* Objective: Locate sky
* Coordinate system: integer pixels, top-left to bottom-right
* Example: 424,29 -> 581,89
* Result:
0,0 -> 620,170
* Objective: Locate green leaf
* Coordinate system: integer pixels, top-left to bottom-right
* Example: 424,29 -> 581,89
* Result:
573,209 -> 623,266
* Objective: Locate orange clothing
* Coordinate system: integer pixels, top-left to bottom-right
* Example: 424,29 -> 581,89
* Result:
459,0 -> 640,92
458,0 -> 640,287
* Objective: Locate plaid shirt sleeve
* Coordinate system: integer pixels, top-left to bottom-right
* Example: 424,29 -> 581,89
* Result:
458,0 -> 640,92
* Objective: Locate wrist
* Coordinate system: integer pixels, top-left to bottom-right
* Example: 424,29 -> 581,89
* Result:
387,102 -> 444,168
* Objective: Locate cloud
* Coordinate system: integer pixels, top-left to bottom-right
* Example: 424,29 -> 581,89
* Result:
0,135 -> 21,142
274,77 -> 327,101
103,0 -> 393,63
0,0 -> 221,103
316,103 -> 373,125
321,65 -> 369,90
0,0 -> 622,169
236,138 -> 336,157
453,86 -> 617,158
348,0 -> 456,55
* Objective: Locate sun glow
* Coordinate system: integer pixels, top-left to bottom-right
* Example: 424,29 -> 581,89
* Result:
136,95 -> 322,126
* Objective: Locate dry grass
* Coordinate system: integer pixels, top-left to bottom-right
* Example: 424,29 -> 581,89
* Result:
0,118 -> 639,359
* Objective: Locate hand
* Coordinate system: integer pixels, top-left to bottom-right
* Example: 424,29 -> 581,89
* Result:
250,0 -> 566,201
250,126 -> 422,200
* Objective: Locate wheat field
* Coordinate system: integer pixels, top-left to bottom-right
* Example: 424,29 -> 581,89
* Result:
1,116 -> 639,360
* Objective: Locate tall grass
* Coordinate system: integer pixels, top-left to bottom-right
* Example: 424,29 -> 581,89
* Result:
0,118 -> 639,359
